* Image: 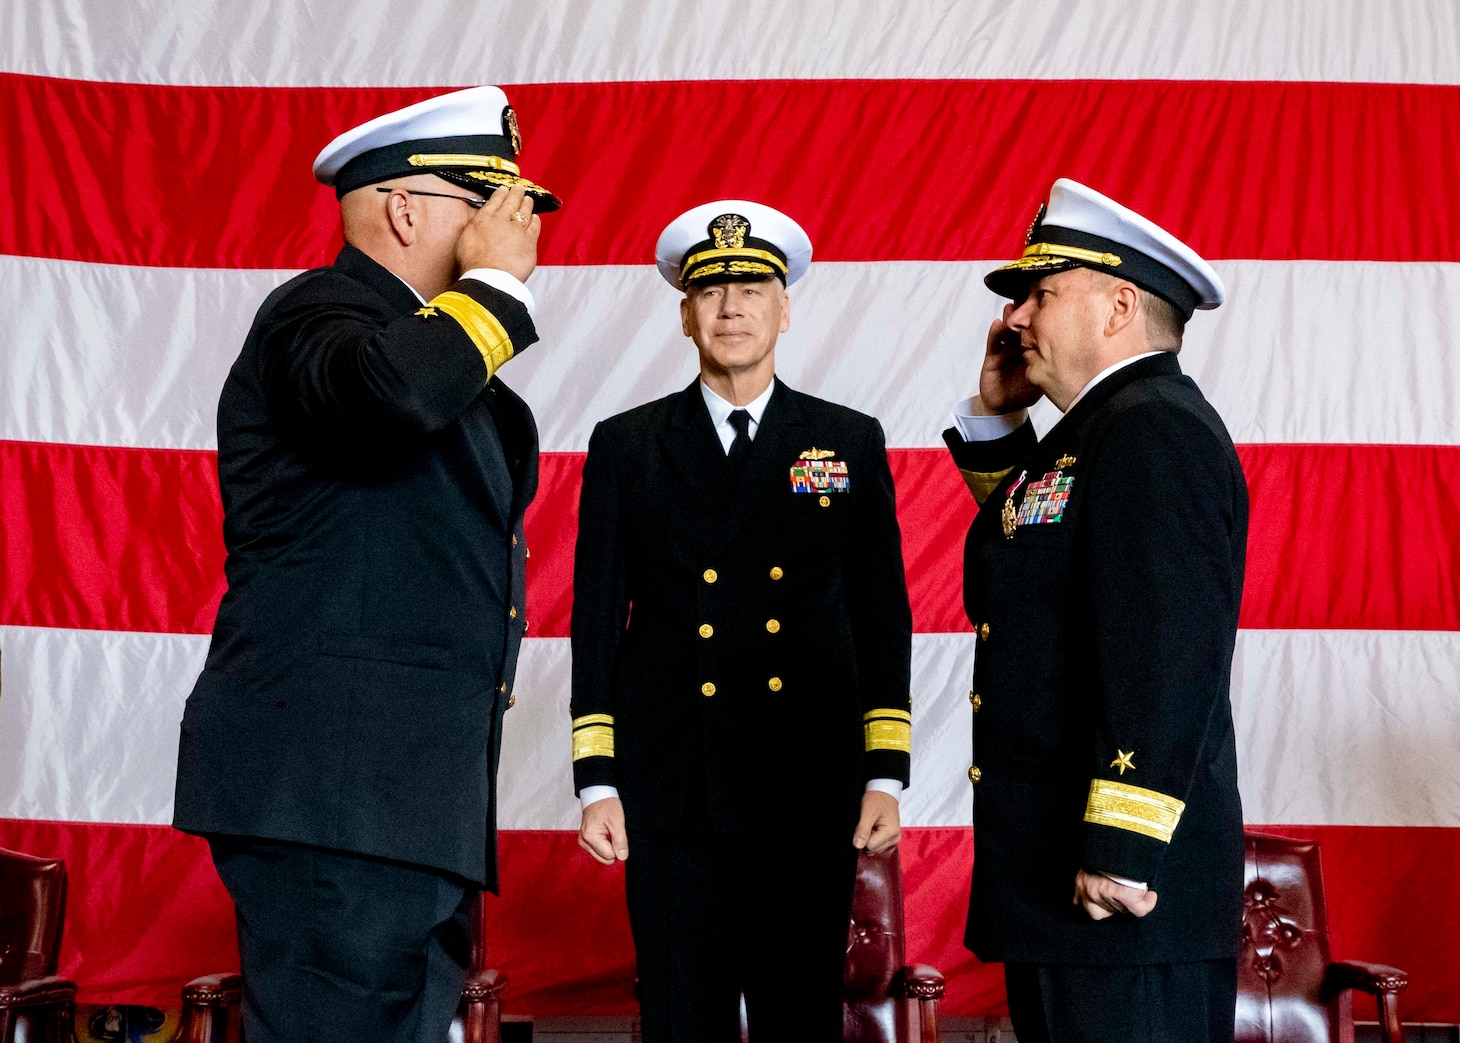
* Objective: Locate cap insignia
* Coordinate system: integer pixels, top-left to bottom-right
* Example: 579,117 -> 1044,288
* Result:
1024,201 -> 1047,246
710,214 -> 750,250
799,447 -> 836,460
503,106 -> 522,156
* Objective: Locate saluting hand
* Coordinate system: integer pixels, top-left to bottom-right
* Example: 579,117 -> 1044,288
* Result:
455,183 -> 541,284
579,796 -> 629,865
1073,869 -> 1158,920
852,790 -> 901,853
977,304 -> 1043,414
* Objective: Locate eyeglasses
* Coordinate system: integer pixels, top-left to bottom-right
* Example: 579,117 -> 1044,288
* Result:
375,186 -> 487,209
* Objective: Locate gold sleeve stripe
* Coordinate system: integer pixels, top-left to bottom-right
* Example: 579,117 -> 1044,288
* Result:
959,467 -> 1014,504
428,291 -> 515,378
863,708 -> 912,723
572,725 -> 615,761
864,719 -> 912,754
1083,779 -> 1186,844
571,714 -> 615,729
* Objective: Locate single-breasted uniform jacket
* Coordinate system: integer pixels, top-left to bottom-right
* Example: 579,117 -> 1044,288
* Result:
174,245 -> 538,889
944,353 -> 1247,965
569,379 -> 913,834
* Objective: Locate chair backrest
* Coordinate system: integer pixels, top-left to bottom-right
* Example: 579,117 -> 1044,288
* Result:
0,847 -> 68,984
843,846 -> 908,1043
1237,832 -> 1348,1043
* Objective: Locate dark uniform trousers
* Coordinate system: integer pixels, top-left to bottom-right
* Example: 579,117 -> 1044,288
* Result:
945,354 -> 1247,1043
570,380 -> 914,1043
174,246 -> 539,1043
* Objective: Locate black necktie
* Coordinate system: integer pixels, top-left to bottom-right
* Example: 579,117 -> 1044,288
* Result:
725,408 -> 753,480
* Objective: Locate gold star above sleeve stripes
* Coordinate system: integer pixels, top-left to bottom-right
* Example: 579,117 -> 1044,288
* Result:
863,708 -> 912,753
571,713 -> 615,761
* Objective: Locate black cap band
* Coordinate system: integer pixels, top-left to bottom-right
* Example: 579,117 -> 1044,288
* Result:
333,134 -> 515,197
680,235 -> 789,285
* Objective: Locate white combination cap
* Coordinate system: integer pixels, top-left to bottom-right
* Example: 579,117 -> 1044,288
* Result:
986,178 -> 1223,318
311,85 -> 559,210
655,200 -> 812,290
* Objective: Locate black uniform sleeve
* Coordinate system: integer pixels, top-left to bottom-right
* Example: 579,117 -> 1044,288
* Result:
568,422 -> 629,793
1077,399 -> 1244,883
260,276 -> 537,434
845,420 -> 914,786
942,420 -> 1039,504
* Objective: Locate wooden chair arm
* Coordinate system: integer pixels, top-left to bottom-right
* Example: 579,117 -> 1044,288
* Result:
462,967 -> 508,1002
1327,960 -> 1408,995
180,972 -> 242,1005
900,964 -> 945,1000
1327,961 -> 1407,1043
0,975 -> 76,1008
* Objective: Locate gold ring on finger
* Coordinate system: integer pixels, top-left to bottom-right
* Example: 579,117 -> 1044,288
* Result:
511,210 -> 529,226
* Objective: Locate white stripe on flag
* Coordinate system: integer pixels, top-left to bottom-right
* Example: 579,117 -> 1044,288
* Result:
4,256 -> 1458,452
4,0 -> 1456,86
3,626 -> 1457,830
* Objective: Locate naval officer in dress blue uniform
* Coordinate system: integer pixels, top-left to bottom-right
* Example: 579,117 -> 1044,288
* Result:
569,201 -> 914,1042
173,86 -> 558,1043
945,179 -> 1248,1042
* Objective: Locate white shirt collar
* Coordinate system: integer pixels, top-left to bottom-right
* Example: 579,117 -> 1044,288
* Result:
1065,351 -> 1165,412
700,378 -> 776,452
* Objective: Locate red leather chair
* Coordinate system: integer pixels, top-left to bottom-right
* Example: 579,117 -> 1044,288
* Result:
0,847 -> 74,1043
843,846 -> 945,1043
1238,832 -> 1408,1043
734,846 -> 944,1042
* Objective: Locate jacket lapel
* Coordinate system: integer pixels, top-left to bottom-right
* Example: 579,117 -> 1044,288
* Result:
657,380 -> 728,515
712,379 -> 804,550
334,245 -> 423,317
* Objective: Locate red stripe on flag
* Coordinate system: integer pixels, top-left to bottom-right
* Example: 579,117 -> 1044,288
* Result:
3,73 -> 1459,268
4,441 -> 1458,635
0,819 -> 1454,1020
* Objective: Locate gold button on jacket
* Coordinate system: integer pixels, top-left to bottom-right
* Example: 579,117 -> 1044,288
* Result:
765,619 -> 780,633
968,765 -> 982,784
701,682 -> 716,697
703,569 -> 718,583
768,677 -> 783,692
699,623 -> 714,638
769,566 -> 784,580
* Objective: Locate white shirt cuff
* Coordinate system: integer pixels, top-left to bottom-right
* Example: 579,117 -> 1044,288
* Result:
953,397 -> 1028,442
1100,871 -> 1149,890
459,268 -> 536,318
580,785 -> 619,811
865,778 -> 903,800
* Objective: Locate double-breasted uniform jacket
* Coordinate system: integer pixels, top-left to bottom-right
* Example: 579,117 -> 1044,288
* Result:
943,353 -> 1247,965
174,245 -> 538,890
570,380 -> 913,834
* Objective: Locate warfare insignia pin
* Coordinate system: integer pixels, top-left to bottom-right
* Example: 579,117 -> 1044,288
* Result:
790,457 -> 850,494
503,106 -> 523,155
799,447 -> 836,461
711,213 -> 750,250
1002,470 -> 1027,539
1055,454 -> 1076,469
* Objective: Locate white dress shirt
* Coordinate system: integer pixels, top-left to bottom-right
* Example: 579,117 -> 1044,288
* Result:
390,267 -> 536,318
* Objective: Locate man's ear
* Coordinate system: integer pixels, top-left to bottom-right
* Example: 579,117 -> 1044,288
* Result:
1105,281 -> 1140,338
778,288 -> 791,334
383,189 -> 418,247
680,294 -> 692,338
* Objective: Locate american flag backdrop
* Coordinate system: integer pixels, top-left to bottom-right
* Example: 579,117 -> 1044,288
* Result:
1,0 -> 1458,1021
